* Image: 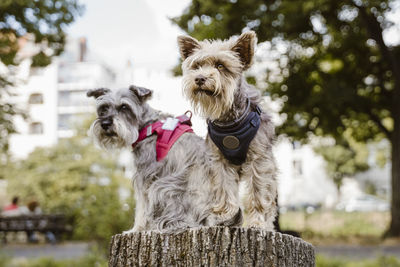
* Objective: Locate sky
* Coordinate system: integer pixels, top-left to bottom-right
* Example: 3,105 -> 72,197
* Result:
67,0 -> 191,71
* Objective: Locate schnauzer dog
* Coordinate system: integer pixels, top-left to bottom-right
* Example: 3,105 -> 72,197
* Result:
87,86 -> 241,232
178,31 -> 277,230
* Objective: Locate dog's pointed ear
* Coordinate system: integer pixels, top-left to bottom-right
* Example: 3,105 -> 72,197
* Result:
231,31 -> 257,70
87,88 -> 110,99
177,35 -> 200,60
129,85 -> 152,102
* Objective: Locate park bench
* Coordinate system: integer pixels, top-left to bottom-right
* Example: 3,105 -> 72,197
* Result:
0,214 -> 71,243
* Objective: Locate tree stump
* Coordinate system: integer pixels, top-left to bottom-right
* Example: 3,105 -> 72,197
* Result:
109,227 -> 315,267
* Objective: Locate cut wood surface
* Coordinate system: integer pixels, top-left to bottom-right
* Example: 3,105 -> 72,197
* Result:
109,226 -> 315,267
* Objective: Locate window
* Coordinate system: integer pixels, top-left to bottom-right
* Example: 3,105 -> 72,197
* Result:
58,91 -> 71,107
28,93 -> 43,104
29,122 -> 43,134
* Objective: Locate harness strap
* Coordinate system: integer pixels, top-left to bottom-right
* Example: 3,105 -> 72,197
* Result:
156,124 -> 193,161
208,104 -> 262,165
132,112 -> 193,161
134,121 -> 163,146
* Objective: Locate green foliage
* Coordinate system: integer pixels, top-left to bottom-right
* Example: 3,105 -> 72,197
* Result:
0,101 -> 16,157
0,0 -> 83,66
365,180 -> 378,195
0,0 -> 83,156
31,51 -> 53,67
4,118 -> 134,246
314,131 -> 369,190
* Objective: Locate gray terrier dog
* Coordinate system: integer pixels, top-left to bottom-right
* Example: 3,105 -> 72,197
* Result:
87,85 -> 241,232
178,31 -> 277,230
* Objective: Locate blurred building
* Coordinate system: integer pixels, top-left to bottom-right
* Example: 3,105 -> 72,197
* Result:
274,139 -> 338,209
275,137 -> 391,210
9,37 -> 115,158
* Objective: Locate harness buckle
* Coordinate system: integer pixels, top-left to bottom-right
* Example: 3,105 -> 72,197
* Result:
162,117 -> 180,131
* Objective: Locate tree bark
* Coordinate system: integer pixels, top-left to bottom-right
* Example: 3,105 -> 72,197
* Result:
388,105 -> 400,237
109,226 -> 315,267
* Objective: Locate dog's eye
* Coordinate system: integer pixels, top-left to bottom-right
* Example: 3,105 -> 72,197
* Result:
99,106 -> 108,116
120,104 -> 129,111
216,64 -> 225,70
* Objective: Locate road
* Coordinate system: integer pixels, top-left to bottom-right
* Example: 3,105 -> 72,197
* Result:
316,244 -> 400,260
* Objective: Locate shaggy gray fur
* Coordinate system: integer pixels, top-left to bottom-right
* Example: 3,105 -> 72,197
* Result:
178,31 -> 278,230
87,85 -> 241,232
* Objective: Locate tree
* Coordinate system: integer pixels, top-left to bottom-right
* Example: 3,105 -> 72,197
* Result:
5,118 -> 134,247
173,0 -> 400,236
0,0 -> 83,155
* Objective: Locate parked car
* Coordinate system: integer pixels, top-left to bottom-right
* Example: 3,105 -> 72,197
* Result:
335,194 -> 389,212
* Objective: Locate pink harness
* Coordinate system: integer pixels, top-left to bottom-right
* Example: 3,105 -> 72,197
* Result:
132,112 -> 194,161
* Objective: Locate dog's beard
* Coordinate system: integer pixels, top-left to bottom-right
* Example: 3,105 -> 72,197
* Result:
90,118 -> 139,150
182,75 -> 236,120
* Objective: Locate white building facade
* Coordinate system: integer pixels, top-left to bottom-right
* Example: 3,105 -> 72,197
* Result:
9,38 -> 115,158
274,139 -> 338,208
9,61 -> 59,158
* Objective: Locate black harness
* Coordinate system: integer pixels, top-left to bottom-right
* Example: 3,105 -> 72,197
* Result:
208,99 -> 262,165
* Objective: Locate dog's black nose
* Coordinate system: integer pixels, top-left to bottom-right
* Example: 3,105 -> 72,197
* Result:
195,75 -> 206,86
101,118 -> 113,130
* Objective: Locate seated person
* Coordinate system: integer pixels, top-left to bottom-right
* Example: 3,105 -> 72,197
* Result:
24,200 -> 57,244
2,196 -> 22,216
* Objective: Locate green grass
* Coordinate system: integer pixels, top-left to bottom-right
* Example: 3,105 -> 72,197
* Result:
0,247 -> 107,267
280,211 -> 390,244
316,255 -> 400,267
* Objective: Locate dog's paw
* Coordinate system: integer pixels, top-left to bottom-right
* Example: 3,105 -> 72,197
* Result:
123,225 -> 143,234
205,208 -> 243,227
246,218 -> 275,231
217,208 -> 243,227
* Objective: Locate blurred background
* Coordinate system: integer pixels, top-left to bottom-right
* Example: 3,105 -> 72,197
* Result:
0,0 -> 400,266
